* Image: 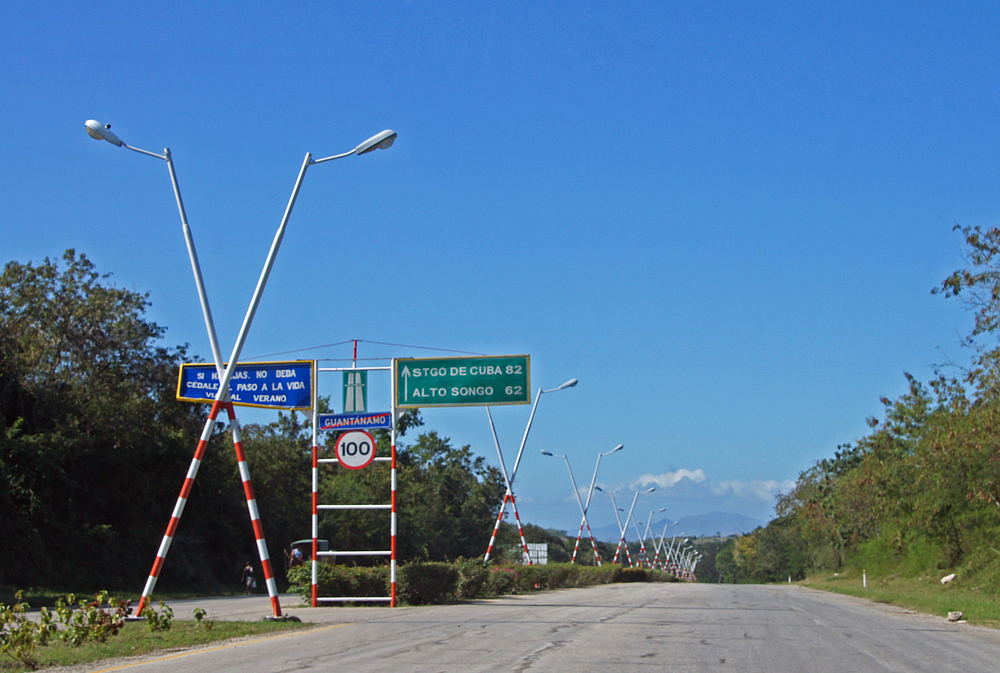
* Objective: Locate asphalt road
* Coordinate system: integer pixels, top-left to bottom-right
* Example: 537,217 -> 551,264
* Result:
76,583 -> 1000,673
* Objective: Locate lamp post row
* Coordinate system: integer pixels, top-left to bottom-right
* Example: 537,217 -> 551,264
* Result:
86,120 -> 697,586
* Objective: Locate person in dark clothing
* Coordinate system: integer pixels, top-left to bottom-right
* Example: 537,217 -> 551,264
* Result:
241,561 -> 255,595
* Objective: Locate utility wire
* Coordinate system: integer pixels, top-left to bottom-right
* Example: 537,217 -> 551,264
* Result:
247,338 -> 484,361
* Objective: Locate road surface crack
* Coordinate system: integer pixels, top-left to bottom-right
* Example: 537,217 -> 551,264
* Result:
513,639 -> 566,672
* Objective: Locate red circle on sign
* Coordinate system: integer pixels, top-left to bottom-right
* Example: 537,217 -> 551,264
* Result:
335,430 -> 377,470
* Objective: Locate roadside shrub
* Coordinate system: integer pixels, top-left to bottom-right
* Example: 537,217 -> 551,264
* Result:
454,558 -> 490,599
397,562 -> 459,605
617,568 -> 649,583
287,561 -> 679,606
144,601 -> 174,632
0,591 -> 58,669
192,607 -> 214,631
56,592 -> 132,645
286,564 -> 389,603
486,568 -> 518,596
512,565 -> 546,592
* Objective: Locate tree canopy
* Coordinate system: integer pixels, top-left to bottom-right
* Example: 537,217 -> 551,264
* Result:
720,225 -> 1000,585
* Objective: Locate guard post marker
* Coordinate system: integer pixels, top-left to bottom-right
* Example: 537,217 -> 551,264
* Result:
137,399 -> 223,616
226,402 -> 282,617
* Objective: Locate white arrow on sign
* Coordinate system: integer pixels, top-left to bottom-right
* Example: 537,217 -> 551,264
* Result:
400,365 -> 411,401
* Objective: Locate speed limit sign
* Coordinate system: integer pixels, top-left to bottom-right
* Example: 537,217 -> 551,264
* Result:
335,429 -> 377,470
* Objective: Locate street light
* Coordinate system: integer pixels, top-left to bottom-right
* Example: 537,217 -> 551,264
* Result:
665,535 -> 688,576
594,486 -> 654,566
632,507 -> 665,568
568,444 -> 623,565
85,120 -> 396,616
651,520 -> 678,569
593,487 -> 630,565
484,378 -> 578,563
540,450 -> 602,566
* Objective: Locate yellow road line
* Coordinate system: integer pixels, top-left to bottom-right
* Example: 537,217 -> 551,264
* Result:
89,623 -> 350,673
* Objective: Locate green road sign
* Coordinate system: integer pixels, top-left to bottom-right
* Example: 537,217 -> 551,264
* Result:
394,355 -> 531,407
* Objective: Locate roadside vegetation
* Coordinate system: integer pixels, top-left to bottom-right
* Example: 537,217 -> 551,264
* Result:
799,569 -> 1000,629
713,225 -> 1000,624
0,591 -> 308,672
288,560 -> 674,606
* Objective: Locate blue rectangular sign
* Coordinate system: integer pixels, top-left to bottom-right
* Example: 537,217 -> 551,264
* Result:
318,411 -> 393,432
177,361 -> 314,410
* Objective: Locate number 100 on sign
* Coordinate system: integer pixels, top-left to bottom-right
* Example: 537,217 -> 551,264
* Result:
336,430 -> 376,470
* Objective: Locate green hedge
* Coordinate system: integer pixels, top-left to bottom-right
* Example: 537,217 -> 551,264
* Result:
286,564 -> 389,603
288,561 -> 676,606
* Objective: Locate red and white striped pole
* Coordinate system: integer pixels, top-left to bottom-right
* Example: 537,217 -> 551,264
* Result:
570,521 -> 586,564
572,444 -> 623,565
508,495 -> 533,565
311,402 -> 319,607
585,521 -> 602,565
136,400 -> 223,617
226,403 -> 282,616
390,433 -> 398,605
389,376 -> 398,606
483,495 -> 509,562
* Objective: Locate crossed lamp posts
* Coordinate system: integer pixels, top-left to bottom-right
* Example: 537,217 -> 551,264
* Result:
85,119 -> 395,616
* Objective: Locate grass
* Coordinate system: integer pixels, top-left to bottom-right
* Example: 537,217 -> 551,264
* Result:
800,568 -> 1000,629
0,619 -> 312,672
0,589 -> 243,610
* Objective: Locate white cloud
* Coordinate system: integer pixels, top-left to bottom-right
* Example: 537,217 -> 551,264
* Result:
708,479 -> 796,502
632,469 -> 707,489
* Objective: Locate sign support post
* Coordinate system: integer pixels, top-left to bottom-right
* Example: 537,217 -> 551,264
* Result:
311,363 -> 396,606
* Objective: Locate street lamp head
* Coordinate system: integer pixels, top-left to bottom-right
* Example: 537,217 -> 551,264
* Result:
559,378 -> 579,390
593,485 -> 603,492
355,129 -> 397,155
609,444 -> 624,454
540,450 -> 554,456
85,119 -> 123,147
642,487 -> 655,494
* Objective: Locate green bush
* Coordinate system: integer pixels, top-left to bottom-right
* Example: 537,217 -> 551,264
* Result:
617,568 -> 650,583
144,601 -> 173,633
286,564 -> 389,603
0,591 -> 58,668
286,561 -> 676,606
0,590 -> 136,668
396,562 -> 459,605
485,568 -> 518,596
453,559 -> 490,599
56,592 -> 132,645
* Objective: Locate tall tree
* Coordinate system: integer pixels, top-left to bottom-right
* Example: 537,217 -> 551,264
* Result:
0,251 -> 209,588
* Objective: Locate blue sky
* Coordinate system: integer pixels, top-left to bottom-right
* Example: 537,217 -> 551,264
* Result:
3,2 -> 999,537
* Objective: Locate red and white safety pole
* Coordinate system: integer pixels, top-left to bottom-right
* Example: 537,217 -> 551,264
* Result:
483,380 -> 577,563
484,407 -> 532,563
137,399 -> 222,617
311,400 -> 319,607
571,444 -> 623,564
390,368 -> 399,606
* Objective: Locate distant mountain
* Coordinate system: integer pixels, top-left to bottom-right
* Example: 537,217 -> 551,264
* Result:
586,511 -> 765,542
